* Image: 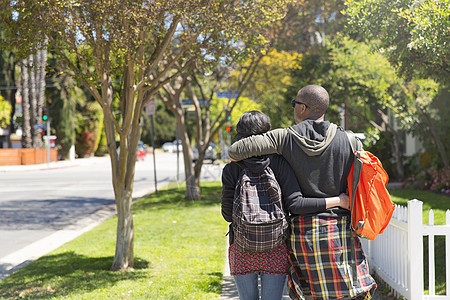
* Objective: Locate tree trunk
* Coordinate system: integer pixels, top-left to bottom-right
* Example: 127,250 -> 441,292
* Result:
29,54 -> 41,148
111,189 -> 134,271
36,37 -> 48,149
21,58 -> 32,148
176,116 -> 200,200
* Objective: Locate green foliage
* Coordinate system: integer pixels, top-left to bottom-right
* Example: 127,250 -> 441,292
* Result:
327,36 -> 400,131
140,100 -> 177,147
0,28 -> 16,126
46,76 -> 77,159
286,46 -> 337,119
288,37 -> 446,160
274,0 -> 348,53
344,0 -> 450,85
210,95 -> 261,138
402,86 -> 450,170
243,49 -> 303,128
94,129 -> 108,156
287,39 -> 399,135
0,182 -> 228,299
0,95 -> 12,128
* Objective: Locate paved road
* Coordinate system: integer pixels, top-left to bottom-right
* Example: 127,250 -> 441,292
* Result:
0,151 -> 223,279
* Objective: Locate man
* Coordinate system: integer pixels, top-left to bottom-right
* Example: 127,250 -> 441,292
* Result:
228,85 -> 376,299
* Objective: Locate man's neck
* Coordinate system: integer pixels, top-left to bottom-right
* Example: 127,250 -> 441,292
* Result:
298,115 -> 325,123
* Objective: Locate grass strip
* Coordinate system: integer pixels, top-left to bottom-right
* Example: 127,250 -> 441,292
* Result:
0,181 -> 228,299
389,189 -> 449,295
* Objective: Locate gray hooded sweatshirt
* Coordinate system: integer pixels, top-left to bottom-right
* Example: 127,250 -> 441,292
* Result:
228,120 -> 354,217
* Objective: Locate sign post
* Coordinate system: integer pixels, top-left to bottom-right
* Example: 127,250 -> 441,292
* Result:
145,99 -> 158,193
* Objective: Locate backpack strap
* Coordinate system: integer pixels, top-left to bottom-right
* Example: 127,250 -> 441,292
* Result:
345,130 -> 364,286
345,131 -> 364,230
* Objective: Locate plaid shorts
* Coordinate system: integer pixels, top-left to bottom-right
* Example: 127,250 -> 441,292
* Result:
287,215 -> 377,300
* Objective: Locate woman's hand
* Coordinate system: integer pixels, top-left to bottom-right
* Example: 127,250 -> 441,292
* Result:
325,193 -> 350,210
338,193 -> 350,210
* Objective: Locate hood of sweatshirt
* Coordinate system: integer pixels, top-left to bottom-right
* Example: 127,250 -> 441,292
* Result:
287,120 -> 337,157
238,156 -> 270,173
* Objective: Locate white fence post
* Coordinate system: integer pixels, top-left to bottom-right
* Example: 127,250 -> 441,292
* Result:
446,210 -> 450,297
428,210 -> 435,296
408,199 -> 424,300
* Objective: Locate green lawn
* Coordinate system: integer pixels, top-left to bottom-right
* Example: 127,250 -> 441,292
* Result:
0,185 -> 447,299
390,189 -> 449,225
389,189 -> 449,296
0,181 -> 229,299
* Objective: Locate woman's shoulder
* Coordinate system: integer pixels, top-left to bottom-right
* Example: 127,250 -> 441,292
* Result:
268,154 -> 296,178
223,161 -> 244,176
268,154 -> 289,167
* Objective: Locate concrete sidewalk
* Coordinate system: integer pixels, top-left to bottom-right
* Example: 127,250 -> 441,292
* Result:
0,156 -> 101,172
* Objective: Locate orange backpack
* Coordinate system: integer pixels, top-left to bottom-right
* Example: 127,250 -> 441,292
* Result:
346,132 -> 395,241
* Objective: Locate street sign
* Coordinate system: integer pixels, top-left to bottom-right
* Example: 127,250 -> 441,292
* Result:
216,91 -> 239,98
145,99 -> 156,116
180,99 -> 210,107
33,124 -> 46,129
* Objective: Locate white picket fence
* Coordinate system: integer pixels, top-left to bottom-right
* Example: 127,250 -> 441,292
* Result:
361,199 -> 450,300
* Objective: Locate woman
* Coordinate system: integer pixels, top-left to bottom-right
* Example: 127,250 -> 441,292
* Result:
221,111 -> 349,300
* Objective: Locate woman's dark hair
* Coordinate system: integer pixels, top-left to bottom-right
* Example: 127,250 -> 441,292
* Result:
234,110 -> 271,141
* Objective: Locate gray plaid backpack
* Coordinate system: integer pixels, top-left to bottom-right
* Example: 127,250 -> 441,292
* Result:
232,166 -> 288,252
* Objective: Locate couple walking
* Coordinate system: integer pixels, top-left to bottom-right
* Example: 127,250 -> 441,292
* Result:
221,85 -> 377,300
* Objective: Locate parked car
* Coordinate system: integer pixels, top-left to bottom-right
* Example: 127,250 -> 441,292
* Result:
162,140 -> 182,152
117,141 -> 147,161
192,143 -> 218,163
136,141 -> 147,161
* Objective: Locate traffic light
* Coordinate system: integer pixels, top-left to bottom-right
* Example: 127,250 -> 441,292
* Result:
226,125 -> 232,132
42,107 -> 48,122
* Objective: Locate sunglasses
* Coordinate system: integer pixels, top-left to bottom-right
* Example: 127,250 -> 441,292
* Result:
291,99 -> 309,109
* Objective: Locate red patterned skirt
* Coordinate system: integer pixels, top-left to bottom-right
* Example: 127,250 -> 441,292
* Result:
229,242 -> 289,276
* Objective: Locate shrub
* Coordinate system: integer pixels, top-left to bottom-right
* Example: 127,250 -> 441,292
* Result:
403,167 -> 450,195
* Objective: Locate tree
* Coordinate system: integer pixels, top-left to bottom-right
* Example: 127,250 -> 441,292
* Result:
274,0 -> 348,53
241,49 -> 302,128
0,27 -> 17,148
0,95 -> 12,129
188,64 -> 263,192
46,70 -> 77,159
285,37 -> 447,178
344,0 -> 450,168
19,43 -> 47,149
0,0 -> 292,270
156,56 -> 263,200
344,0 -> 450,85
